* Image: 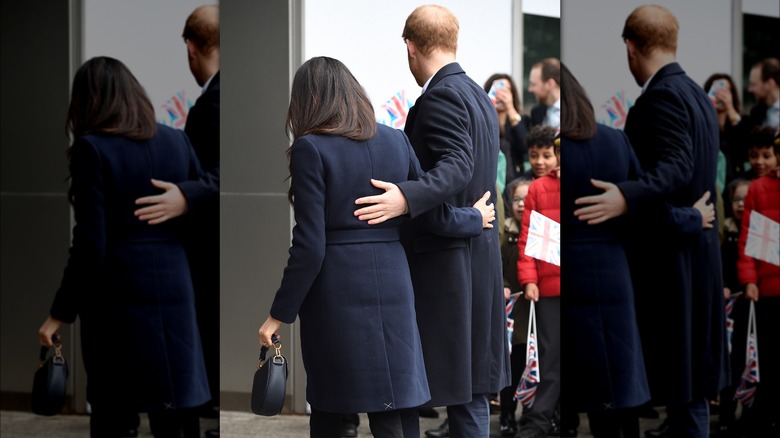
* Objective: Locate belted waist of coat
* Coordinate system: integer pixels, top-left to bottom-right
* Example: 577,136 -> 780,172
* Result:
326,228 -> 400,244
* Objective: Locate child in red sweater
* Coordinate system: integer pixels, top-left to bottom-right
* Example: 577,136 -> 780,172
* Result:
516,137 -> 561,437
737,133 -> 780,436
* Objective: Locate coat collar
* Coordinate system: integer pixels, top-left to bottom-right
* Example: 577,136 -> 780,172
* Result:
424,62 -> 464,92
645,62 -> 684,91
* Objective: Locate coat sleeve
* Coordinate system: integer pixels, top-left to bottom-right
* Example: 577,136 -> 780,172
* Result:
178,91 -> 220,219
269,137 -> 327,323
517,183 -> 539,287
404,134 -> 482,238
50,139 -> 107,323
617,88 -> 694,211
397,87 -> 475,218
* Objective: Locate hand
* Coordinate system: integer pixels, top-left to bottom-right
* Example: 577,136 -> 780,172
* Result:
472,191 -> 495,229
496,88 -> 516,110
724,287 -> 731,299
693,191 -> 715,229
354,179 -> 409,224
745,283 -> 759,301
258,316 -> 283,348
524,283 -> 539,302
504,287 -> 511,301
134,179 -> 188,225
573,179 -> 628,224
715,88 -> 734,113
38,316 -> 63,347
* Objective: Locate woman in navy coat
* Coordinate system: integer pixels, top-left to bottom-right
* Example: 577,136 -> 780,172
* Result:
258,57 -> 494,438
38,57 -> 209,437
560,63 -> 651,437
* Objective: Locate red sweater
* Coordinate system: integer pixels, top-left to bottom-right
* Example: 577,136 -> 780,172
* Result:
737,169 -> 780,297
517,171 -> 561,297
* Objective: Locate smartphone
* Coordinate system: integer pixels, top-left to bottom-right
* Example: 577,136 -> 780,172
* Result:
488,79 -> 508,108
708,79 -> 728,109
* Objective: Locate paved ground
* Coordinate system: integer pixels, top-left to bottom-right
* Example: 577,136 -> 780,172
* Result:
0,407 -> 675,437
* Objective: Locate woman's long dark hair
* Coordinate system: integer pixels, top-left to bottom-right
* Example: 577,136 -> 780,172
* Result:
65,57 -> 157,204
284,56 -> 377,203
66,56 -> 156,155
559,62 -> 596,141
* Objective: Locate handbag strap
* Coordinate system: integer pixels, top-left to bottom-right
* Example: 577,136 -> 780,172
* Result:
39,334 -> 63,364
259,334 -> 283,364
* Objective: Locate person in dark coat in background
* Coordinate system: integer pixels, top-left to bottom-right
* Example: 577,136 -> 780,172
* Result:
483,73 -> 529,182
560,62 -> 650,438
353,5 -> 509,437
257,56 -> 495,438
133,6 -> 221,435
38,56 -> 209,438
573,5 -> 727,437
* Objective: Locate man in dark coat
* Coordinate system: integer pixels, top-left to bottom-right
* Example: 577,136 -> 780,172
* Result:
134,5 -> 220,436
354,5 -> 509,437
573,5 -> 727,437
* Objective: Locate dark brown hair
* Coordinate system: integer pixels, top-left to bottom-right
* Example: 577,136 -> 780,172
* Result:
532,58 -> 561,86
66,56 -> 156,151
483,73 -> 521,114
183,4 -> 220,54
526,125 -> 558,150
560,62 -> 596,141
703,73 -> 741,114
752,57 -> 780,85
401,4 -> 458,57
622,4 -> 678,56
285,56 -> 376,203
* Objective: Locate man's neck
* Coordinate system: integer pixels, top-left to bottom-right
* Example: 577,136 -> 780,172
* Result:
640,52 -> 676,87
419,51 -> 456,85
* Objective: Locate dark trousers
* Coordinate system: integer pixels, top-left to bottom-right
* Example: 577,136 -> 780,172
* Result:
310,408 -> 418,438
90,407 -> 199,438
520,296 -> 561,434
667,397 -> 709,438
447,393 -> 491,437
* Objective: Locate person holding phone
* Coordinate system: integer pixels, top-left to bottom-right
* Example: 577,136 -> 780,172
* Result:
484,74 -> 529,184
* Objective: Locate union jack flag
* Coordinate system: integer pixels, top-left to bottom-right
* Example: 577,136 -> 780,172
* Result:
514,301 -> 539,408
725,293 -> 739,355
161,90 -> 193,129
515,330 -> 539,408
745,210 -> 780,266
735,301 -> 760,407
378,90 -> 415,129
506,293 -> 520,353
524,210 -> 560,266
601,90 -> 632,129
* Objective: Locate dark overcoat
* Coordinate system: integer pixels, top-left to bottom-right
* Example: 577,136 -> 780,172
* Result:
398,62 -> 510,407
269,124 -> 483,413
561,124 -> 650,412
50,124 -> 210,412
179,70 -> 220,400
619,62 -> 728,404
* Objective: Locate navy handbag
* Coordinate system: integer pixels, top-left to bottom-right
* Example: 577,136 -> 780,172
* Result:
31,335 -> 68,416
251,334 -> 287,416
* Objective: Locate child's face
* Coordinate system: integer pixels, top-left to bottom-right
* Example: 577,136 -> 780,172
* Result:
511,184 -> 530,222
528,145 -> 558,178
730,183 -> 749,221
748,146 -> 778,178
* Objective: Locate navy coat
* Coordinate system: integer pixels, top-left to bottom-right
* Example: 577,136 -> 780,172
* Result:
398,62 -> 510,406
619,63 -> 728,404
269,124 -> 483,413
50,124 -> 210,412
561,124 -> 650,412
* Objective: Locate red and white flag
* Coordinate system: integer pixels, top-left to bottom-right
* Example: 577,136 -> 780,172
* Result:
745,210 -> 780,266
524,210 -> 560,266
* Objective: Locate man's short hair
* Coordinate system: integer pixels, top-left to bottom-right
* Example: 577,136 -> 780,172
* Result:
402,5 -> 458,57
752,57 -> 780,86
183,4 -> 219,54
621,4 -> 678,56
532,58 -> 560,87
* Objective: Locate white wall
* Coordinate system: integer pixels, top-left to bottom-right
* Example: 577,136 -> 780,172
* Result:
83,0 -> 215,127
561,0 -> 732,128
304,0 -> 513,125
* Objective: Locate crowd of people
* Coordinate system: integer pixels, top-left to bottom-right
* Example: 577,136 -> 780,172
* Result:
34,2 -> 778,438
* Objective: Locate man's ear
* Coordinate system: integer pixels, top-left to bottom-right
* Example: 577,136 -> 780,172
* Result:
406,39 -> 417,58
185,39 -> 198,59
